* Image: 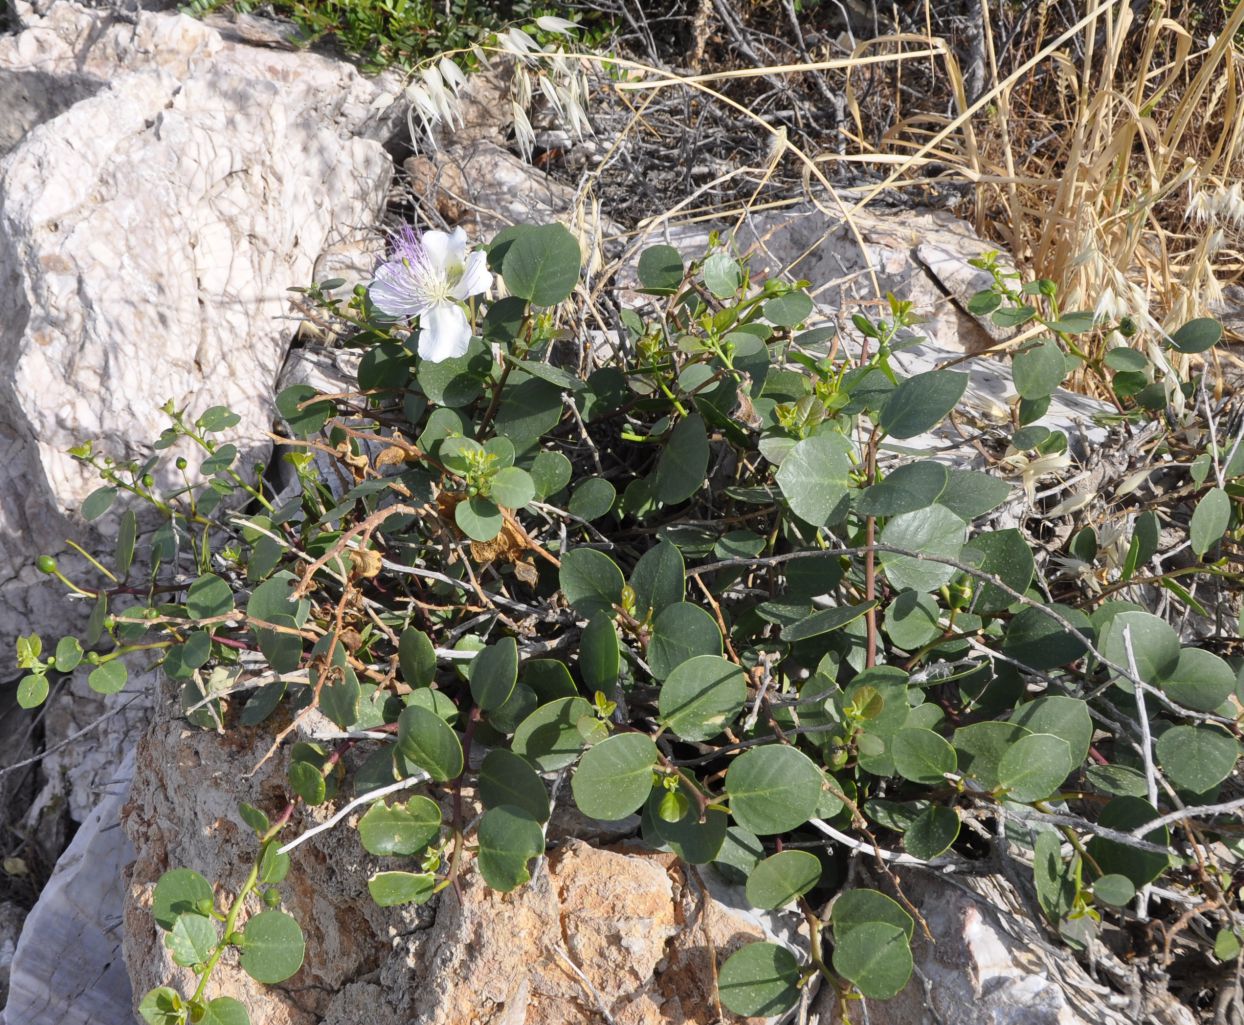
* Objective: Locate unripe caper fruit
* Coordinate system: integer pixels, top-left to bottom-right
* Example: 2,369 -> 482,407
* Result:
35,555 -> 58,575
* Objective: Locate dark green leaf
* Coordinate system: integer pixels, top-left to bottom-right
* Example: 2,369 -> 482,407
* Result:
775,431 -> 852,526
476,805 -> 545,890
239,910 -> 305,984
367,871 -> 436,907
717,943 -> 801,1018
479,749 -> 550,822
470,637 -> 519,711
1169,317 -> 1222,354
647,602 -> 723,680
559,548 -> 624,620
832,921 -> 913,1000
879,370 -> 968,439
659,655 -> 746,742
904,805 -> 959,860
501,223 -> 581,306
396,705 -> 464,782
725,745 -> 822,835
745,850 -> 822,909
357,795 -> 441,856
996,733 -> 1072,802
653,415 -> 710,505
629,540 -> 685,618
512,696 -> 594,771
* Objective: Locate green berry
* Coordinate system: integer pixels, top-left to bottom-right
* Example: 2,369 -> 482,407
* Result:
35,555 -> 58,575
141,473 -> 155,488
175,457 -> 188,471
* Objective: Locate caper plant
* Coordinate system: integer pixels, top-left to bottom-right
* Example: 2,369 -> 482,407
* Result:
16,221 -> 1244,1023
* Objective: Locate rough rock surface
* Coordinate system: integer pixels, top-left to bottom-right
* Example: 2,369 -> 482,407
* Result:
121,704 -> 778,1025
0,0 -> 395,659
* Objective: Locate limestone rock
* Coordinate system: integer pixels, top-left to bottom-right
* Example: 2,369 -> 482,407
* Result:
120,700 -> 779,1025
0,0 -> 396,658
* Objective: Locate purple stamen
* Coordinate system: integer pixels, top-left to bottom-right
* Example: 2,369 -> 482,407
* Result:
388,223 -> 425,264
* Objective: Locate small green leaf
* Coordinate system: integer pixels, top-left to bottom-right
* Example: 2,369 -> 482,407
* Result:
186,574 -> 234,619
530,450 -> 572,498
745,850 -> 822,909
152,869 -> 214,931
832,921 -> 913,1000
1086,797 -> 1168,887
717,942 -> 801,1018
490,466 -> 535,509
1009,695 -> 1093,769
637,244 -> 684,291
501,223 -> 581,307
1159,647 -> 1236,712
512,696 -> 594,771
775,431 -> 852,526
1168,317 -> 1222,354
963,528 -> 1034,614
904,805 -> 959,860
579,612 -> 620,693
367,871 -> 436,907
764,291 -> 814,327
1098,610 -> 1180,686
115,509 -> 137,577
396,705 -> 464,782
1190,487 -> 1231,558
1002,603 -> 1091,669
479,749 -> 550,822
658,654 -> 746,742
288,760 -> 326,806
781,601 -> 875,643
996,733 -> 1072,803
88,660 -> 128,695
880,506 -> 966,593
1012,338 -> 1067,399
702,253 -> 741,298
1214,928 -> 1243,963
16,674 -> 48,709
357,796 -> 442,856
831,888 -> 914,940
559,548 -> 624,620
1033,829 -> 1075,921
856,460 -> 949,517
653,415 -> 709,505
455,496 -> 503,542
629,540 -> 685,617
953,721 -> 1030,789
82,486 -> 117,521
470,637 -> 519,711
891,728 -> 957,785
238,910 -> 305,984
572,733 -> 658,820
200,996 -> 249,1025
725,745 -> 822,835
138,987 -> 184,1025
884,590 -> 942,650
1155,725 -> 1239,792
476,805 -> 545,890
399,628 -> 436,688
647,602 -> 722,680
879,370 -> 968,439
1091,874 -> 1136,908
166,913 -> 219,967
568,476 -> 616,520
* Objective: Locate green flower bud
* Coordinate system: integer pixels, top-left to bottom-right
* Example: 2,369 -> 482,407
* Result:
175,457 -> 188,471
35,555 -> 58,575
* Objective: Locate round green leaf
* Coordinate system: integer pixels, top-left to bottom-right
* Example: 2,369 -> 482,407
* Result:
775,432 -> 852,526
455,495 -> 503,542
568,476 -> 616,521
714,826 -> 765,877
357,795 -> 442,856
832,921 -> 913,1000
648,602 -> 723,680
199,997 -> 249,1025
637,244 -> 684,291
830,888 -> 914,940
512,696 -> 594,770
745,850 -> 822,909
490,466 -> 535,510
1002,603 -> 1091,669
1190,487 -> 1230,558
186,573 -> 234,619
904,805 -> 960,860
399,627 -> 436,688
580,613 -> 620,692
470,636 -> 518,711
996,733 -> 1072,803
1012,338 -> 1067,399
367,871 -> 436,908
891,728 -> 957,785
54,635 -> 83,673
138,986 -> 183,1025
166,912 -> 218,967
1087,796 -> 1169,887
884,590 -> 942,650
88,659 -> 128,695
1098,610 -> 1180,686
880,506 -> 966,593
559,548 -> 624,620
763,291 -> 814,327
963,528 -> 1034,614
952,721 -> 1031,789
238,910 -> 305,984
879,369 -> 968,439
725,745 -> 823,835
501,223 -> 581,306
701,253 -> 742,299
1169,317 -> 1222,354
476,805 -> 545,891
1091,873 -> 1136,908
1160,647 -> 1236,712
653,415 -> 709,505
937,468 -> 1012,521
530,450 -> 572,498
152,869 -> 214,930
629,540 -> 685,617
856,460 -> 949,517
717,942 -> 801,1018
396,705 -> 464,782
1009,695 -> 1093,769
659,654 -> 746,742
16,674 -> 48,709
82,485 -> 117,521
288,760 -> 326,806
479,748 -> 550,822
1156,725 -> 1239,792
572,733 -> 658,820
1104,347 -> 1148,372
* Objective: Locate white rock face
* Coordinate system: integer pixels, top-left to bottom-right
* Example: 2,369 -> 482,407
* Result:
0,0 -> 395,657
